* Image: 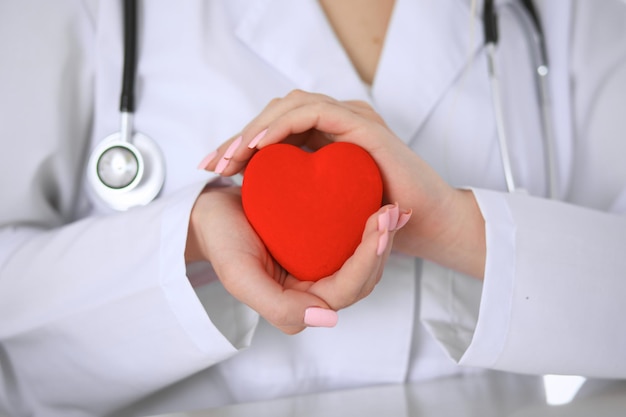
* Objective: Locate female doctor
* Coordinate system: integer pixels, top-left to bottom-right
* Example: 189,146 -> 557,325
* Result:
1,0 -> 626,416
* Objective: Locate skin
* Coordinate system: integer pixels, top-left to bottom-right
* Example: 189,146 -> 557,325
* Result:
187,1 -> 485,333
318,0 -> 395,85
186,184 -> 409,334
202,91 -> 486,281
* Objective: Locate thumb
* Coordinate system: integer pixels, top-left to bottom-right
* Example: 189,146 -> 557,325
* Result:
217,263 -> 338,335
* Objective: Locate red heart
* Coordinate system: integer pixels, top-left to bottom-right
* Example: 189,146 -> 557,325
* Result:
242,142 -> 383,281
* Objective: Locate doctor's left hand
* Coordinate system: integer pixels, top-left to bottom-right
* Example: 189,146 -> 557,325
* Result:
185,185 -> 407,335
201,90 -> 486,280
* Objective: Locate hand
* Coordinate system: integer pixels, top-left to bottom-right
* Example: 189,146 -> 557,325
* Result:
185,186 -> 410,334
199,90 -> 486,279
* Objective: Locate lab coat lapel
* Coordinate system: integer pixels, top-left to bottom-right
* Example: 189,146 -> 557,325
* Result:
373,0 -> 485,142
233,0 -> 370,101
233,0 -> 497,146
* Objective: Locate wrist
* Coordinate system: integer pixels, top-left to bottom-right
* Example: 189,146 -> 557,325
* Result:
444,189 -> 486,279
185,185 -> 241,264
395,188 -> 486,280
185,190 -> 209,264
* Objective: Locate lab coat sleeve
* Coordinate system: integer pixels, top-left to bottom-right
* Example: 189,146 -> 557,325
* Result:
421,188 -> 626,378
0,2 -> 258,415
0,183 -> 259,417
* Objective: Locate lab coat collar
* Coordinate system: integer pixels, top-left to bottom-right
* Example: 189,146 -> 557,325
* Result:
233,0 -> 485,142
233,0 -> 371,102
372,0 -> 485,141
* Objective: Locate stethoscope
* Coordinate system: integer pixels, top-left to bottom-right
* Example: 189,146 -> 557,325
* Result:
484,0 -> 557,198
86,0 -> 165,211
86,0 -> 556,211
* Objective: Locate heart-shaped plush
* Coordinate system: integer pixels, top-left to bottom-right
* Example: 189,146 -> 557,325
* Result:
242,142 -> 383,281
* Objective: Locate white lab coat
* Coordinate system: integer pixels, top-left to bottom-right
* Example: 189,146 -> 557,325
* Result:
0,0 -> 624,416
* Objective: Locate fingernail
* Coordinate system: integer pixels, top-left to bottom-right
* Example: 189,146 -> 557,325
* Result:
377,229 -> 389,256
216,136 -> 242,174
248,128 -> 267,149
396,209 -> 412,230
197,151 -> 218,170
377,208 -> 390,232
389,204 -> 400,230
304,307 -> 338,327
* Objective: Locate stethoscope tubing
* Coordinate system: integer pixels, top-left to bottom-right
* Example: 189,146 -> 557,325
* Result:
121,0 -> 137,115
87,0 -> 165,211
120,0 -> 137,143
92,0 -> 557,210
483,0 -> 557,198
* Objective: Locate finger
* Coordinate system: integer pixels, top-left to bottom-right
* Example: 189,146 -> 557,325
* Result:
311,206 -> 391,309
239,89 -> 337,146
197,134 -> 243,174
308,203 -> 410,310
197,90 -> 334,175
200,188 -> 341,333
219,90 -> 339,175
208,131 -> 319,177
240,97 -> 374,153
198,91 -> 375,176
253,101 -> 387,156
343,100 -> 388,126
216,254 -> 337,334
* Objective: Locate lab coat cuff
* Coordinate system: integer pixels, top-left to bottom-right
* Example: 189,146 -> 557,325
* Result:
420,260 -> 484,362
420,188 -> 516,369
458,188 -> 516,368
160,179 -> 258,357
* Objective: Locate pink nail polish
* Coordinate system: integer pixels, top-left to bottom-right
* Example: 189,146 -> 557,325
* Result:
396,210 -> 412,230
248,128 -> 268,149
389,204 -> 400,230
216,136 -> 242,174
197,151 -> 218,170
377,229 -> 389,256
304,307 -> 338,327
378,209 -> 390,232
215,158 -> 229,175
224,136 -> 243,158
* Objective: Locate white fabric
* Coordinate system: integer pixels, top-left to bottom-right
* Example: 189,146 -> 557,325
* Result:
421,0 -> 626,378
0,0 -> 624,416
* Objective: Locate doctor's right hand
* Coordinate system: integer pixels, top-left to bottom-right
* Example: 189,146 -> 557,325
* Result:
185,185 -> 409,335
203,90 -> 486,280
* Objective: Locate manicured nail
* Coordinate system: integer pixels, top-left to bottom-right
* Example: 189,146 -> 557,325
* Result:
396,209 -> 412,230
389,204 -> 400,230
377,229 -> 389,256
197,151 -> 218,170
216,136 -> 242,174
377,208 -> 390,232
248,128 -> 268,149
215,157 -> 229,175
304,307 -> 338,327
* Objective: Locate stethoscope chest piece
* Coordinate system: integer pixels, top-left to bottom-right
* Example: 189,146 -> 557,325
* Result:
87,131 -> 165,211
86,0 -> 165,211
